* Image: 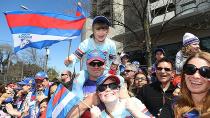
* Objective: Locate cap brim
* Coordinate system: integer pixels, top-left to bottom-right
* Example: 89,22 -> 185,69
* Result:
87,58 -> 105,64
35,77 -> 44,81
98,75 -> 120,86
93,16 -> 110,26
17,81 -> 27,85
105,75 -> 120,85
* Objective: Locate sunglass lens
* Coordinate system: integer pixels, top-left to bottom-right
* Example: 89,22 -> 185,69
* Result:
98,86 -> 106,92
109,83 -> 118,90
97,62 -> 104,66
89,62 -> 104,67
184,64 -> 196,75
97,83 -> 119,92
199,66 -> 210,78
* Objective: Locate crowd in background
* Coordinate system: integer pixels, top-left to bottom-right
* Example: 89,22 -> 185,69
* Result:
0,15 -> 210,118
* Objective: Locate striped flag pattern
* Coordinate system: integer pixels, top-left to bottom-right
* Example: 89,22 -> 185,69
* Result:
42,84 -> 80,118
4,6 -> 86,53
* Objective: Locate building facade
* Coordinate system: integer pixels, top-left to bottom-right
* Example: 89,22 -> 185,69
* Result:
112,0 -> 210,64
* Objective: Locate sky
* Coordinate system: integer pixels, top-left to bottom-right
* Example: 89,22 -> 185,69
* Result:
0,0 -> 89,73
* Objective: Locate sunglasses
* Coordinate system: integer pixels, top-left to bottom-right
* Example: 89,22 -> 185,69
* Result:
89,61 -> 104,67
156,67 -> 171,72
61,74 -> 68,76
97,83 -> 119,92
135,77 -> 147,81
183,64 -> 210,78
125,70 -> 132,73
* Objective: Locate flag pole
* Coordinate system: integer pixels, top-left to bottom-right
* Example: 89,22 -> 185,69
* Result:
45,47 -> 49,72
67,39 -> 72,61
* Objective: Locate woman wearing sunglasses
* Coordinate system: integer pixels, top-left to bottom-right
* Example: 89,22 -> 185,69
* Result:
90,74 -> 153,118
174,51 -> 210,117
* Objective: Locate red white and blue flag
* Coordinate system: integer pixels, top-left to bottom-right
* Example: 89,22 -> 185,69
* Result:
42,84 -> 80,118
4,6 -> 86,53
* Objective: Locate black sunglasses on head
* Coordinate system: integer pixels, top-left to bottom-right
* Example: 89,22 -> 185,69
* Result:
89,61 -> 104,67
183,64 -> 210,78
156,67 -> 171,72
97,83 -> 119,92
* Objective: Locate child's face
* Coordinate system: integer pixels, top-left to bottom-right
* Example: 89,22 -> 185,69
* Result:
155,51 -> 164,61
92,24 -> 109,42
40,101 -> 47,113
110,64 -> 118,70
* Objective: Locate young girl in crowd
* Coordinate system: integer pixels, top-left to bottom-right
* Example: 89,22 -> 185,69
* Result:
174,51 -> 210,117
64,16 -> 116,72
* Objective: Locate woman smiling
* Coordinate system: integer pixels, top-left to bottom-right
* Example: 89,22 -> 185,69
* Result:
174,51 -> 210,118
90,74 -> 153,118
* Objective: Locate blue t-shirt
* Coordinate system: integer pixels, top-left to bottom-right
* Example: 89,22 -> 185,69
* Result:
69,37 -> 117,71
101,107 -> 133,118
83,79 -> 97,96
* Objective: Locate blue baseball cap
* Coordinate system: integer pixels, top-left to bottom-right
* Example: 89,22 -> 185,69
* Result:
93,16 -> 111,26
35,71 -> 48,80
97,74 -> 120,86
18,77 -> 35,86
87,50 -> 106,63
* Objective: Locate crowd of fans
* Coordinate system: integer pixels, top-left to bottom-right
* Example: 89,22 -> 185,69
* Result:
0,15 -> 210,118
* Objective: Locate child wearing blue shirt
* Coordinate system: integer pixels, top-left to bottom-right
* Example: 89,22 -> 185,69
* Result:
64,16 -> 117,71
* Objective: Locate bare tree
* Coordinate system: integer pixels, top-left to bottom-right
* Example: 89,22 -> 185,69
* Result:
94,0 -> 210,66
0,44 -> 12,74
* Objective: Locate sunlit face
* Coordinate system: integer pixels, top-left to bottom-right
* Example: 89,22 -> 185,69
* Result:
185,57 -> 210,94
92,24 -> 109,42
35,79 -> 44,91
121,56 -> 129,64
87,60 -> 105,80
97,79 -> 119,104
189,42 -> 200,53
156,62 -> 173,84
124,66 -> 135,80
155,51 -> 164,61
50,84 -> 58,97
40,101 -> 47,113
5,86 -> 13,94
110,64 -> 118,71
134,73 -> 148,88
22,85 -> 31,93
61,71 -> 70,82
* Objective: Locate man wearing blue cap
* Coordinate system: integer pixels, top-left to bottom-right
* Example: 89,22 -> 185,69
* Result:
5,77 -> 35,117
35,71 -> 50,96
67,50 -> 127,118
64,15 -> 116,72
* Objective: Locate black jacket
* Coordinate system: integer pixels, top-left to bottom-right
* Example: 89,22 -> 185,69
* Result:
137,81 -> 176,117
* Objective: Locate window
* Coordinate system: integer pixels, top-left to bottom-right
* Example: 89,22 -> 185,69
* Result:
200,37 -> 210,52
149,0 -> 159,3
151,3 -> 175,18
180,0 -> 196,12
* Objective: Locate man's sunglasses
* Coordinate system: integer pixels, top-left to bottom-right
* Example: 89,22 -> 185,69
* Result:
156,67 -> 171,72
89,61 -> 104,67
61,74 -> 68,76
97,83 -> 119,92
124,70 -> 132,73
183,64 -> 210,78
